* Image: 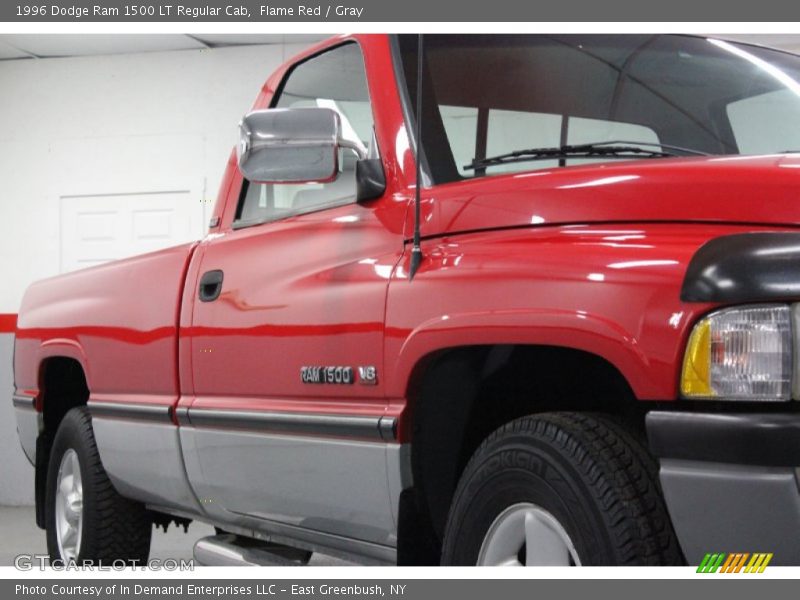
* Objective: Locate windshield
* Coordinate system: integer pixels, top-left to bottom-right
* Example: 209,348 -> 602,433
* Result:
396,34 -> 800,183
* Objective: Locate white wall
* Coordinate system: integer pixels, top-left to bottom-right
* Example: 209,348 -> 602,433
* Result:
0,40 -> 315,314
0,39 -> 319,505
0,335 -> 26,505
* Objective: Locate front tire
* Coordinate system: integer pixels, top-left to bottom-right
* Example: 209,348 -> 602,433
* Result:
45,407 -> 152,565
441,412 -> 683,566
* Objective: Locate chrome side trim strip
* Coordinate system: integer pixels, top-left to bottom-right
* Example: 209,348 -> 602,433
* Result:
12,395 -> 35,410
174,405 -> 190,425
86,399 -> 399,441
378,416 -> 397,441
88,401 -> 172,423
187,408 -> 396,441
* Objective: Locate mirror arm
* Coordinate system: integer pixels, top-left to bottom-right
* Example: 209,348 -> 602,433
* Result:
339,138 -> 368,160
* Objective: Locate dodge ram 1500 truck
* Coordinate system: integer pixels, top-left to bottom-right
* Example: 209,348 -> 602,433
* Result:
12,33 -> 800,567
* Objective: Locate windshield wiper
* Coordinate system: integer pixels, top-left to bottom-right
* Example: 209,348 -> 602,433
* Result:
464,140 -> 710,171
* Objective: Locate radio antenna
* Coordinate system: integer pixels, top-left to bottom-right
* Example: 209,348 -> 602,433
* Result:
408,34 -> 424,281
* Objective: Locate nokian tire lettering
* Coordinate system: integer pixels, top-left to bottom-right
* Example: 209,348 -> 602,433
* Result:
441,413 -> 684,566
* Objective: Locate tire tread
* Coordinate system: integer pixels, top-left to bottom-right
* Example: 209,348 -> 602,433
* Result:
46,407 -> 151,564
442,412 -> 684,565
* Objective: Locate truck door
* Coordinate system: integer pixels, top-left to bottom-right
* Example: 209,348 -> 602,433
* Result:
181,42 -> 405,549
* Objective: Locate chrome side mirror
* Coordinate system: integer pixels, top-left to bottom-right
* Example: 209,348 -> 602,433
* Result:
237,107 -> 366,184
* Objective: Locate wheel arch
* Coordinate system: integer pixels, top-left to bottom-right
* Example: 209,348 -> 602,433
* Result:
396,340 -> 649,564
34,353 -> 90,529
389,308 -> 656,402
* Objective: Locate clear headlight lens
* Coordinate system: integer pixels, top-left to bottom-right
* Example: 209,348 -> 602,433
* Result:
681,305 -> 793,401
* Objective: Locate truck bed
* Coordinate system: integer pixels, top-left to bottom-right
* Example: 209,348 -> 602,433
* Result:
14,242 -> 198,406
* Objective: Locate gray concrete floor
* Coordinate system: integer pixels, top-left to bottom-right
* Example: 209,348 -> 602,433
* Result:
0,506 -> 351,566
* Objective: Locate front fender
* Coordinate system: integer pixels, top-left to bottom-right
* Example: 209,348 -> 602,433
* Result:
383,223 -> 781,403
390,307 -> 649,398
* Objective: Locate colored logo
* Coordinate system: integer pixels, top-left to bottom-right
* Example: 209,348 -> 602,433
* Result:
697,553 -> 773,573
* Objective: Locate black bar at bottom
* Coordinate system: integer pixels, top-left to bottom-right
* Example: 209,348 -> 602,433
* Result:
647,410 -> 800,467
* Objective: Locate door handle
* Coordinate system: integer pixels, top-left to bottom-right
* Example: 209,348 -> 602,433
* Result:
199,270 -> 224,302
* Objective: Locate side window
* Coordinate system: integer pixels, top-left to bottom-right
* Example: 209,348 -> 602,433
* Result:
236,43 -> 374,227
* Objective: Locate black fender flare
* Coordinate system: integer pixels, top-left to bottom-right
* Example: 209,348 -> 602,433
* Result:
681,232 -> 800,303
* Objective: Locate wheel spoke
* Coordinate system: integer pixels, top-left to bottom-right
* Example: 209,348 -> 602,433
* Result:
61,525 -> 76,549
55,449 -> 83,561
64,494 -> 81,523
524,511 -> 571,566
57,507 -> 71,534
497,557 -> 524,567
478,503 -> 580,567
478,507 -> 526,565
70,454 -> 82,493
59,474 -> 73,499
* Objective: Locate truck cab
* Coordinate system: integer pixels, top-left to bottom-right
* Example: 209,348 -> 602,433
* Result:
13,33 -> 800,566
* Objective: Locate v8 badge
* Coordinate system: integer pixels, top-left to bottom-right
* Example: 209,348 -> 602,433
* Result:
358,366 -> 378,385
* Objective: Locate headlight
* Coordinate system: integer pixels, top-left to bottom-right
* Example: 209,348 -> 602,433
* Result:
681,305 -> 793,401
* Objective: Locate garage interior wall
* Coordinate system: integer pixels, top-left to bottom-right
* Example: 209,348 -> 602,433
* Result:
0,40 -> 317,505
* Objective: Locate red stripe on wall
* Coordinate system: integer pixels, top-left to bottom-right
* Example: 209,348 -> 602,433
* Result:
0,314 -> 17,333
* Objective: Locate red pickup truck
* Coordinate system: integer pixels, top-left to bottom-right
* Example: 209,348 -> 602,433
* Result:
12,33 -> 800,567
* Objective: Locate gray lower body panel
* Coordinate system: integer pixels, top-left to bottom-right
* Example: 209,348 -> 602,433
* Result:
659,459 -> 800,565
91,416 -> 202,514
180,426 -> 405,549
648,411 -> 800,565
86,399 -> 409,563
13,395 -> 38,465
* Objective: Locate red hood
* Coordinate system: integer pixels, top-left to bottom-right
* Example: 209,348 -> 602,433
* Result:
417,154 -> 800,237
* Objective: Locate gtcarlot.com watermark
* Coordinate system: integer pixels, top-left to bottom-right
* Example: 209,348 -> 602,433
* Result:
14,554 -> 194,571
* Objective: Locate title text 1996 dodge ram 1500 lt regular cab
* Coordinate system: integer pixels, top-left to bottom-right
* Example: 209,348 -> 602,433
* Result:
12,33 -> 800,566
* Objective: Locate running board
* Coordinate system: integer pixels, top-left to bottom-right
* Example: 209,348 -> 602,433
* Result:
193,534 -> 312,566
